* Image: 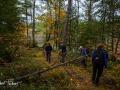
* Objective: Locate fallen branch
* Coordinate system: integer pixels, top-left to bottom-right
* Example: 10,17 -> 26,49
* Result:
14,57 -> 82,81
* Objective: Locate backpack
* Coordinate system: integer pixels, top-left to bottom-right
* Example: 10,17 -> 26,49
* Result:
93,49 -> 104,64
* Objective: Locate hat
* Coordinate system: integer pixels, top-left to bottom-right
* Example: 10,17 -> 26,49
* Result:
79,46 -> 83,49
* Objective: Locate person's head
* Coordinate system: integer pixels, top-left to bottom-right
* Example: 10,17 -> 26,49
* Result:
46,42 -> 50,45
79,46 -> 83,49
60,41 -> 63,45
97,43 -> 104,49
87,47 -> 89,49
44,42 -> 47,45
48,43 -> 50,45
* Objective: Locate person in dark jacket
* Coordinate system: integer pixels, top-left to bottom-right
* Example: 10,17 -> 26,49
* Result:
45,43 -> 52,62
92,43 -> 107,86
59,41 -> 67,63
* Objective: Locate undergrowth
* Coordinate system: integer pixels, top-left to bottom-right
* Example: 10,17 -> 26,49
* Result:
0,46 -> 120,90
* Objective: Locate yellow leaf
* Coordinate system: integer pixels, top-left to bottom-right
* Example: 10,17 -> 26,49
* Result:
48,0 -> 52,2
53,3 -> 59,9
56,38 -> 59,40
60,10 -> 66,17
49,40 -> 55,45
41,29 -> 46,33
50,29 -> 55,34
37,16 -> 43,20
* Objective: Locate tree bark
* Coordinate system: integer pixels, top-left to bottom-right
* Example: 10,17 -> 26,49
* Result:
25,0 -> 29,46
62,0 -> 72,44
101,0 -> 107,43
32,0 -> 36,47
115,38 -> 120,55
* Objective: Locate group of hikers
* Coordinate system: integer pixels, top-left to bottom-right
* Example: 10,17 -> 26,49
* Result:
42,41 -> 67,63
42,41 -> 108,87
79,44 -> 108,87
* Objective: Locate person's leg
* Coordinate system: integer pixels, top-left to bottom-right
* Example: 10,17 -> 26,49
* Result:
84,58 -> 87,67
48,52 -> 51,62
46,52 -> 48,61
47,53 -> 50,62
62,53 -> 66,63
44,51 -> 46,57
92,64 -> 97,83
81,59 -> 87,68
95,65 -> 103,86
60,53 -> 62,63
61,53 -> 64,63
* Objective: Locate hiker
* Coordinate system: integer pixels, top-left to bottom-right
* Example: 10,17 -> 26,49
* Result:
42,42 -> 47,57
92,43 -> 108,86
45,43 -> 52,62
86,47 -> 91,61
86,47 -> 90,57
79,46 -> 87,68
59,41 -> 67,63
92,46 -> 108,60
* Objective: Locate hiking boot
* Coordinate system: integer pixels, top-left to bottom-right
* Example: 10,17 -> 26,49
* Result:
92,78 -> 95,84
92,81 -> 95,84
95,83 -> 99,87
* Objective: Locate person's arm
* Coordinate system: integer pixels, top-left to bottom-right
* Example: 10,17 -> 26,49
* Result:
92,51 -> 94,63
84,49 -> 87,57
50,46 -> 52,51
45,46 -> 47,51
92,50 -> 96,63
103,51 -> 107,69
59,48 -> 62,55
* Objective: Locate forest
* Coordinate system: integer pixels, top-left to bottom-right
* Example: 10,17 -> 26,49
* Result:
0,0 -> 120,90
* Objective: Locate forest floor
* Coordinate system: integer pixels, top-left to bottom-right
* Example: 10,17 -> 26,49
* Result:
0,47 -> 118,90
45,51 -> 113,90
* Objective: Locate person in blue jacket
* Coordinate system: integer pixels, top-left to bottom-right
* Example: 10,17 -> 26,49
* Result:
79,46 -> 87,68
92,43 -> 108,86
45,43 -> 52,62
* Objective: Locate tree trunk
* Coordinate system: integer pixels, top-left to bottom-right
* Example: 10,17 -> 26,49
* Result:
111,1 -> 115,61
114,35 -> 120,61
62,0 -> 72,44
57,0 -> 61,49
87,0 -> 92,43
25,0 -> 29,46
32,0 -> 36,47
115,38 -> 119,54
54,1 -> 57,49
101,0 -> 107,43
69,18 -> 71,50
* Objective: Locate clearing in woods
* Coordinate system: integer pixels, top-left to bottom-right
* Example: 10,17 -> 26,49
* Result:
0,47 -> 115,90
31,48 -> 113,90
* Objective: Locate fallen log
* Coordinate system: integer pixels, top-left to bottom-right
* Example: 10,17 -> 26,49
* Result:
14,57 -> 82,82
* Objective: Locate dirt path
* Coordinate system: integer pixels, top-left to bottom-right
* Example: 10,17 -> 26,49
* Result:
31,50 -> 113,90
61,65 -> 110,90
41,52 -> 112,90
